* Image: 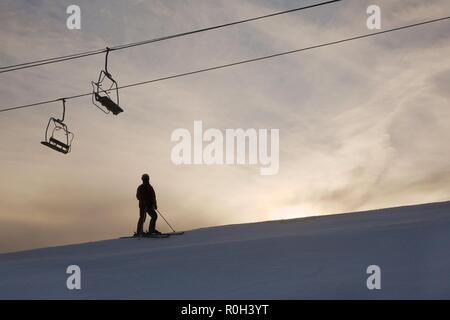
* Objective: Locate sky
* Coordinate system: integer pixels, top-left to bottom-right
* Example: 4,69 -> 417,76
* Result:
0,0 -> 449,253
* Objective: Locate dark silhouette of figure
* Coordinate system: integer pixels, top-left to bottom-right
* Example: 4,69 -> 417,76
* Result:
136,174 -> 159,235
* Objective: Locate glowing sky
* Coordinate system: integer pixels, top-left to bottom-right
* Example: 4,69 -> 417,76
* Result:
1,0 -> 449,253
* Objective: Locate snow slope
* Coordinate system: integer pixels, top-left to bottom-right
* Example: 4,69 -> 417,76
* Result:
0,201 -> 449,299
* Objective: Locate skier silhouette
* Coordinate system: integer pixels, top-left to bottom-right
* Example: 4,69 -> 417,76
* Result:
136,174 -> 160,236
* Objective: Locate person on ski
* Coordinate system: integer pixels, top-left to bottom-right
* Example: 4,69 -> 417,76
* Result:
136,173 -> 160,236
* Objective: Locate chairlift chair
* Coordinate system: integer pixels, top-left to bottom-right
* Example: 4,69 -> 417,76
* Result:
41,99 -> 74,154
91,47 -> 124,115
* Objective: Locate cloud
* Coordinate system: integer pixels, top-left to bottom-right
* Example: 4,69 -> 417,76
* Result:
1,0 -> 450,252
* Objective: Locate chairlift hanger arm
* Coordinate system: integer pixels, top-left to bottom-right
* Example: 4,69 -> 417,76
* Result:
105,47 -> 113,76
60,98 -> 66,122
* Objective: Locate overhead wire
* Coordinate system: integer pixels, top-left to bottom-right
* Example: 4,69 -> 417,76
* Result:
0,0 -> 343,73
0,16 -> 449,113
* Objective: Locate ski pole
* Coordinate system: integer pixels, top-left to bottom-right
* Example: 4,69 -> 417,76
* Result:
155,209 -> 176,233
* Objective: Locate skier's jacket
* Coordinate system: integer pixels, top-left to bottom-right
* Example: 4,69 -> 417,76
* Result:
136,183 -> 157,209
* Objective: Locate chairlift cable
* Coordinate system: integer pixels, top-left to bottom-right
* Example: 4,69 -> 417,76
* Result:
0,48 -> 107,70
0,15 -> 448,114
0,0 -> 343,73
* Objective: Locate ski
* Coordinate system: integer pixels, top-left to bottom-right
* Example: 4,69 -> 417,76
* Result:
120,234 -> 170,239
146,234 -> 170,238
119,231 -> 184,239
162,231 -> 185,236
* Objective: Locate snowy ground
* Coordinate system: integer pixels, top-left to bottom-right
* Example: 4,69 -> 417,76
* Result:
0,201 -> 449,299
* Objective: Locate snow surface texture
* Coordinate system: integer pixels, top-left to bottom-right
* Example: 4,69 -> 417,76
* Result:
0,201 -> 449,299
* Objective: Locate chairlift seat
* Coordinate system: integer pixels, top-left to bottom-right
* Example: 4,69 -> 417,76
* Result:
95,94 -> 124,115
49,137 -> 70,150
41,140 -> 70,154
